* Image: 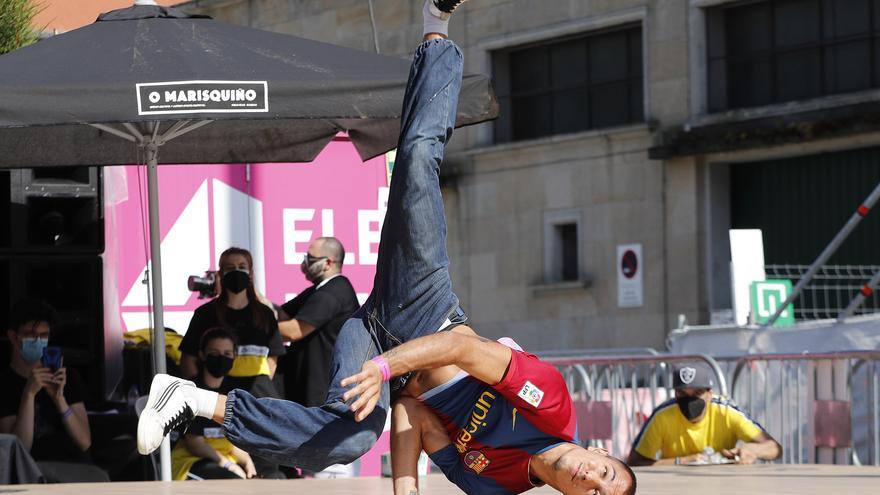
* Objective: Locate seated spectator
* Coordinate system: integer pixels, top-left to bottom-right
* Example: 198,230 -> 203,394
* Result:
0,299 -> 108,482
172,327 -> 257,480
628,363 -> 781,466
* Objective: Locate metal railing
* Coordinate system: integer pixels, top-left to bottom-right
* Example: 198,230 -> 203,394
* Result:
723,351 -> 880,465
765,264 -> 880,320
764,180 -> 880,326
537,347 -> 660,358
543,354 -> 727,459
547,351 -> 880,465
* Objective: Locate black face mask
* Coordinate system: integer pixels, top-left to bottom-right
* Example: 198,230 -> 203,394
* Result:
676,396 -> 707,421
204,354 -> 234,378
222,269 -> 250,294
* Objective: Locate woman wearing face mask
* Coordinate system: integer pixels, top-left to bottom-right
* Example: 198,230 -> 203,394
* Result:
172,327 -> 257,480
178,247 -> 285,400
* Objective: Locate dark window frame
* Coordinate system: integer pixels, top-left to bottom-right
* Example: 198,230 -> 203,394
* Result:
493,24 -> 644,143
556,222 -> 579,282
542,210 -> 582,285
708,0 -> 880,111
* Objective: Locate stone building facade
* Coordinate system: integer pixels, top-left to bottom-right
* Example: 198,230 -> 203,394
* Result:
177,0 -> 880,351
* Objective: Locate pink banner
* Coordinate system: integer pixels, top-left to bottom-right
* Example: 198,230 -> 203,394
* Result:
105,135 -> 390,476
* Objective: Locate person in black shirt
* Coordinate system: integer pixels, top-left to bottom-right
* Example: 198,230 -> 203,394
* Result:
178,247 -> 285,399
172,327 -> 257,480
278,237 -> 359,407
0,299 -> 108,482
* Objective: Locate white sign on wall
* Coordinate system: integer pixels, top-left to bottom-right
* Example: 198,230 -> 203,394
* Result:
617,244 -> 643,308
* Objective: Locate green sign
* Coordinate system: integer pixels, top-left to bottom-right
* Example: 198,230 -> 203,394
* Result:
750,279 -> 795,327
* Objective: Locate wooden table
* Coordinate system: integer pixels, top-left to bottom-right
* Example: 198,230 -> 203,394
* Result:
6,464 -> 880,494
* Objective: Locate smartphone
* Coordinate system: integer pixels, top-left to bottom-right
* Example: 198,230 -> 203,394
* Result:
41,346 -> 63,372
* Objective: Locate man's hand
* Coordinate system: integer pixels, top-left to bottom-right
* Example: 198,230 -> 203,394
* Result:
46,366 -> 67,404
340,360 -> 384,422
721,446 -> 758,464
678,452 -> 710,465
25,366 -> 53,397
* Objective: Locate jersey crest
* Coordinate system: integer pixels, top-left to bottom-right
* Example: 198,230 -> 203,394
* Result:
465,450 -> 491,474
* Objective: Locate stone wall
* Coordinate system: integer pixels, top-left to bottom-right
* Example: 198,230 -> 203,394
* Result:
174,0 -> 719,351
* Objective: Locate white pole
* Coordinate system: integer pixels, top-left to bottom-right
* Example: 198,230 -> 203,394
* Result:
145,142 -> 171,481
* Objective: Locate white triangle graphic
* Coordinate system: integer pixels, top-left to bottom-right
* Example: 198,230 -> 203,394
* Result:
211,179 -> 266,294
121,180 -> 211,307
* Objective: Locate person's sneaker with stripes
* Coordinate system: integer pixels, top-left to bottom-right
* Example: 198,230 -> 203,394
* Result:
137,374 -> 197,455
429,0 -> 470,20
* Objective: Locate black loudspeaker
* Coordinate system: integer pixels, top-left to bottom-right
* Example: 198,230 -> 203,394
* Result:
2,167 -> 103,253
0,167 -> 105,407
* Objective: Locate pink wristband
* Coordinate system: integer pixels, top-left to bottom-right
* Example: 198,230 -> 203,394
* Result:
61,408 -> 73,419
371,356 -> 391,382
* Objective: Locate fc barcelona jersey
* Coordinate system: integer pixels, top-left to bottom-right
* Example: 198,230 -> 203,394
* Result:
421,339 -> 579,494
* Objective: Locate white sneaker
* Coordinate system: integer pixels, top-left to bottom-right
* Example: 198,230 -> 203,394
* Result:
137,374 -> 197,455
430,0 -> 470,19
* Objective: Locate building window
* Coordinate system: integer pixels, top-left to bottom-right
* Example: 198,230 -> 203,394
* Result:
543,211 -> 581,283
557,223 -> 579,281
493,25 -> 643,143
708,0 -> 880,112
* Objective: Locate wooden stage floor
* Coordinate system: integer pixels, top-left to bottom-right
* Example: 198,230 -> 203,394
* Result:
6,464 -> 880,494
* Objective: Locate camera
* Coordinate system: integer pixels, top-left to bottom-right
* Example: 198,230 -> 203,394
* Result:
187,271 -> 218,299
42,346 -> 63,372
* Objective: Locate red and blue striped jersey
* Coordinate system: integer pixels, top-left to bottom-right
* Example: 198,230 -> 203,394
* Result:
421,340 -> 579,494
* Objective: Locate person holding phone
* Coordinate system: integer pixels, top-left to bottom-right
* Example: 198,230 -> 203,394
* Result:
0,299 -> 108,482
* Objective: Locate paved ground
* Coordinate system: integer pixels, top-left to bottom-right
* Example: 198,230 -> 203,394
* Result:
8,464 -> 880,494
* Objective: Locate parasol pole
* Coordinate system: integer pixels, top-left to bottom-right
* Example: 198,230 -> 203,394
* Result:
145,139 -> 172,481
89,117 -> 214,481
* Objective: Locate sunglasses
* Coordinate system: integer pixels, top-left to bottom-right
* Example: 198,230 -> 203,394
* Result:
304,254 -> 329,265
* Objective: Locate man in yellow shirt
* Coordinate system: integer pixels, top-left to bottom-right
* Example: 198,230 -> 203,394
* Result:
627,363 -> 781,466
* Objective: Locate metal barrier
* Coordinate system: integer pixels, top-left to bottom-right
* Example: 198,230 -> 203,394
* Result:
537,347 -> 659,358
543,354 -> 727,459
764,264 -> 880,320
724,351 -> 880,466
545,351 -> 880,465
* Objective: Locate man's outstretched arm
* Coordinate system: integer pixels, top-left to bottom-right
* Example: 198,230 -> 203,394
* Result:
341,325 -> 512,421
391,396 -> 452,495
721,431 -> 782,463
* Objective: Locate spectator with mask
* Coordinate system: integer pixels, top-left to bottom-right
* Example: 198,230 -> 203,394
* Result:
178,247 -> 286,479
278,237 -> 359,407
179,247 -> 285,399
172,327 -> 257,480
628,362 -> 781,466
0,299 -> 108,482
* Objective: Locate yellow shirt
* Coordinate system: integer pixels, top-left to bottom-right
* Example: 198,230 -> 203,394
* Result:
633,397 -> 764,460
228,344 -> 272,377
171,425 -> 236,480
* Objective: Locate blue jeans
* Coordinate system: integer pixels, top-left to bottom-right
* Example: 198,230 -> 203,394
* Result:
223,38 -> 466,471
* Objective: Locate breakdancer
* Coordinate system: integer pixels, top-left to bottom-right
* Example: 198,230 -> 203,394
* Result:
138,3 -> 635,493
